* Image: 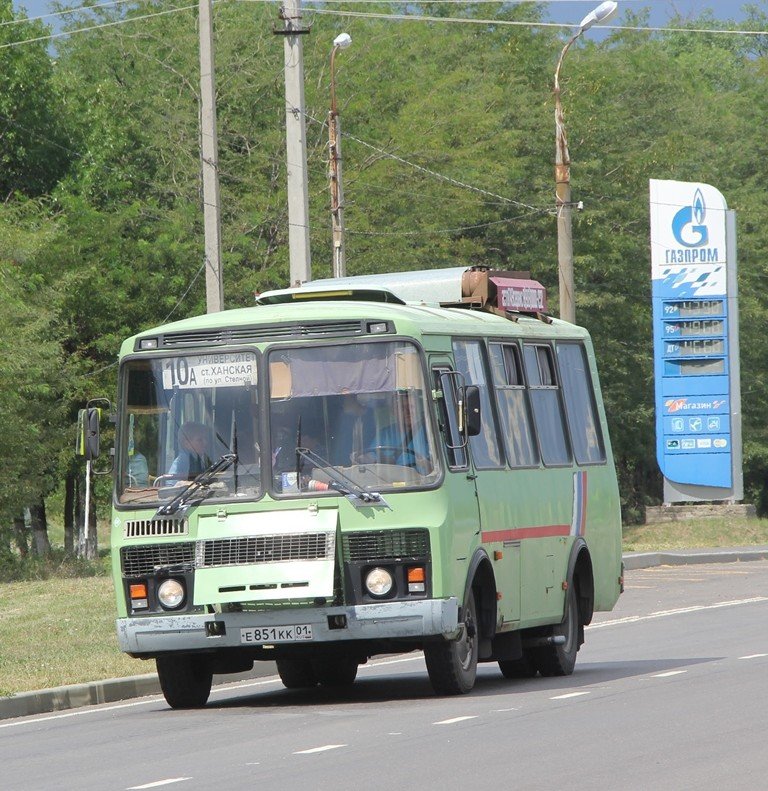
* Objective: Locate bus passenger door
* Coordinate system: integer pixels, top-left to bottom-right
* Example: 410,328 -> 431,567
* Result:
452,339 -> 522,626
431,361 -> 481,602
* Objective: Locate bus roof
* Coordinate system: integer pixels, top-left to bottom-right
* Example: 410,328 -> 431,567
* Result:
122,293 -> 588,359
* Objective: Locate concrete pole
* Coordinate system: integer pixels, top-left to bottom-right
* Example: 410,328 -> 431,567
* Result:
282,0 -> 312,285
554,34 -> 578,325
328,40 -> 347,278
199,0 -> 224,312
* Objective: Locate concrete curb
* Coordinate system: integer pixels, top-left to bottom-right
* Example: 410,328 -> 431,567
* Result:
4,546 -> 768,722
0,663 -> 277,722
622,545 -> 768,570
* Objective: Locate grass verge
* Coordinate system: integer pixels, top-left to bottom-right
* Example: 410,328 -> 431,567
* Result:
0,576 -> 147,697
622,517 -> 768,552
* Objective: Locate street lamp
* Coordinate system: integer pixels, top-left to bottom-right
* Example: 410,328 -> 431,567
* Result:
554,1 -> 617,323
329,32 -> 352,278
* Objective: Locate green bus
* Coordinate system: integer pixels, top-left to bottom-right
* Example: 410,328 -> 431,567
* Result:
104,266 -> 622,708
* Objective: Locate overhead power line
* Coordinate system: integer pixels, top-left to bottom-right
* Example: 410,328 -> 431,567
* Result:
0,3 -> 198,50
305,7 -> 768,37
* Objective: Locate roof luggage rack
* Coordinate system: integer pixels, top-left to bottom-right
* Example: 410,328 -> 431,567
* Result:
256,266 -> 551,322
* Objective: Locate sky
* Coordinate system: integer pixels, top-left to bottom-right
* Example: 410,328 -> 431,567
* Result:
9,0 -> 761,32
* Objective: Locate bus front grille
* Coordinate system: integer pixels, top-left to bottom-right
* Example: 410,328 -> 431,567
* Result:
197,533 -> 335,568
343,529 -> 430,562
120,542 -> 196,577
123,519 -> 188,538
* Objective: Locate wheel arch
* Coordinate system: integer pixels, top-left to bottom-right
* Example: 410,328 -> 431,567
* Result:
566,538 -> 595,627
464,548 -> 497,640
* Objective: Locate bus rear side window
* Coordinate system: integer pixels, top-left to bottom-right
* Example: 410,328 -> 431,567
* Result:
523,344 -> 571,466
557,343 -> 605,465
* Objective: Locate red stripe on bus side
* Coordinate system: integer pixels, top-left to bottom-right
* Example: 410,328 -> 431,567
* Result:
481,525 -> 571,542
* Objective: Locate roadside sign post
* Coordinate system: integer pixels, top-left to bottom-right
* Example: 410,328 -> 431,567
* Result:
650,179 -> 742,504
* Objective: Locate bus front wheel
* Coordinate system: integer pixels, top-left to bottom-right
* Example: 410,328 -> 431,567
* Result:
424,592 -> 478,695
156,654 -> 213,709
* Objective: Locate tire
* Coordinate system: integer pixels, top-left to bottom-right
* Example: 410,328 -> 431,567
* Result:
532,584 -> 580,677
276,658 -> 318,689
312,657 -> 359,687
424,591 -> 478,695
498,650 -> 537,679
156,654 -> 213,709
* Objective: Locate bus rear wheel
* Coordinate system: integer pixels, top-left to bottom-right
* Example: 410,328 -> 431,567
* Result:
156,654 -> 213,709
312,657 -> 359,687
424,592 -> 478,695
498,650 -> 537,679
276,658 -> 318,689
532,583 -> 580,677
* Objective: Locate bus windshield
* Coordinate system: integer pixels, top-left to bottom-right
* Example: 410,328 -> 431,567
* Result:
268,340 -> 440,494
117,351 -> 261,505
116,340 -> 439,506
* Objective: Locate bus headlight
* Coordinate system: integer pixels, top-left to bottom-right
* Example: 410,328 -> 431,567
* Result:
365,567 -> 393,597
157,578 -> 186,610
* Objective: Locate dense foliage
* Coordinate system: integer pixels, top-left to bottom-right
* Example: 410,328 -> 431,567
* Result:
1,0 -> 767,546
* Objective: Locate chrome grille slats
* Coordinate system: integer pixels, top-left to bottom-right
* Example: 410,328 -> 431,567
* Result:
120,542 -> 196,577
160,320 -> 364,348
198,532 -> 335,568
342,529 -> 430,562
124,519 -> 188,538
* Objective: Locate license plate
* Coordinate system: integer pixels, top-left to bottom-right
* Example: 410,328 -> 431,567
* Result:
240,624 -> 313,644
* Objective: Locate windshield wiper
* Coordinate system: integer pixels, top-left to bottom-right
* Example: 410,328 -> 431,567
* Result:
154,453 -> 237,518
295,447 -> 390,510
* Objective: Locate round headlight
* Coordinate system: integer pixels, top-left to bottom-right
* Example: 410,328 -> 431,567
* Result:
157,578 -> 186,609
365,567 -> 394,597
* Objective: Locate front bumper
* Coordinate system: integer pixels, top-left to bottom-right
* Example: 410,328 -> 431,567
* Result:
117,597 -> 459,655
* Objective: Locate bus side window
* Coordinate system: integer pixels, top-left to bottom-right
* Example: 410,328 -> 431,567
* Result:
489,342 -> 539,468
523,343 -> 571,466
432,367 -> 467,470
556,343 -> 606,465
451,339 -> 504,470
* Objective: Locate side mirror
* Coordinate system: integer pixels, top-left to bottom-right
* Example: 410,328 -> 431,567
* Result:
76,408 -> 101,460
463,385 -> 482,437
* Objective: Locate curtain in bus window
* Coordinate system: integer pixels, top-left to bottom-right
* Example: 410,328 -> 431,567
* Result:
271,344 -> 405,397
452,340 -> 503,469
556,343 -> 605,464
489,344 -> 538,467
523,344 -> 571,466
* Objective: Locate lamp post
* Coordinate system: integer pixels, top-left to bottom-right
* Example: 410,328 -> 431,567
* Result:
554,1 -> 617,323
329,32 -> 352,278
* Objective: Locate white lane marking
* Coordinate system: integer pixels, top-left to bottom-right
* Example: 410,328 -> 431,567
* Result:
127,779 -> 191,790
492,708 -> 519,712
589,597 -> 768,629
651,670 -> 687,678
433,716 -> 478,725
294,744 -> 347,754
550,691 -> 591,700
387,732 -> 403,735
739,654 -> 768,660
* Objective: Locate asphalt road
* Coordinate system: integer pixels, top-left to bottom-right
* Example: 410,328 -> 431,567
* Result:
2,561 -> 767,791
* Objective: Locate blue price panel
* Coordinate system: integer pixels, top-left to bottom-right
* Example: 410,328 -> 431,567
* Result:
653,297 -> 732,488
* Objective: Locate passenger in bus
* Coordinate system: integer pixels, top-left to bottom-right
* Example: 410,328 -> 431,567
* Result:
126,450 -> 149,488
168,423 -> 211,481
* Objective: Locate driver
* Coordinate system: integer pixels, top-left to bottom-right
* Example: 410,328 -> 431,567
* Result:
358,395 -> 432,474
168,422 -> 211,481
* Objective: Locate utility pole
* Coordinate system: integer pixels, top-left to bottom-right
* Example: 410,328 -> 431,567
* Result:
199,0 -> 224,312
329,33 -> 351,278
279,0 -> 312,285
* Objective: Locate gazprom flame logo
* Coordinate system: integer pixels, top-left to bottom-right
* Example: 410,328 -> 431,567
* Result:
671,189 -> 708,248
